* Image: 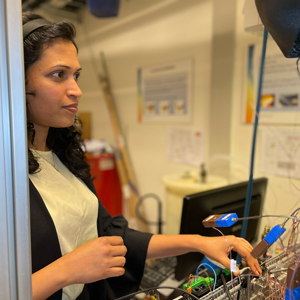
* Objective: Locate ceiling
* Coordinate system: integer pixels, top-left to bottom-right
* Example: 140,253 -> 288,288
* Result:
22,0 -> 86,14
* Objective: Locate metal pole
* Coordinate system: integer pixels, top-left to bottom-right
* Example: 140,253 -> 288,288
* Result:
0,0 -> 32,299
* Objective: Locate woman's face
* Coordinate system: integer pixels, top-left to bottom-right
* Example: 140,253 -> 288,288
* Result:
26,39 -> 82,132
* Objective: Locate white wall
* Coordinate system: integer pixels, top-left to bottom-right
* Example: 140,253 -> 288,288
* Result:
76,0 -> 213,232
232,0 -> 300,246
74,0 -> 300,242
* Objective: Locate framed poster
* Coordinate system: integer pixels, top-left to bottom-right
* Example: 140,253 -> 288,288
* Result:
138,59 -> 193,123
244,40 -> 300,124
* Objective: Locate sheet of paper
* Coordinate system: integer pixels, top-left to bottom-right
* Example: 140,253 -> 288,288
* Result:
167,128 -> 204,166
138,59 -> 192,123
260,127 -> 300,178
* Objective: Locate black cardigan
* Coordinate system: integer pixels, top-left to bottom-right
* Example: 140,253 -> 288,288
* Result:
29,179 -> 153,300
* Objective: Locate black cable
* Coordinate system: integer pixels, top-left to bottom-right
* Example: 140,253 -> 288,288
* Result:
136,193 -> 164,234
115,286 -> 199,300
246,273 -> 251,300
220,271 -> 233,300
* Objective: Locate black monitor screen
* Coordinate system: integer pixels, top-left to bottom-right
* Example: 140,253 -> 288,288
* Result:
175,177 -> 268,280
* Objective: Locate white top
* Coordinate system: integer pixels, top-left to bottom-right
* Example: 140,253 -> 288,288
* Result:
29,150 -> 99,300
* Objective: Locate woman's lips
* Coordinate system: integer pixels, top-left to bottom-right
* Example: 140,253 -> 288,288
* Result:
63,104 -> 78,113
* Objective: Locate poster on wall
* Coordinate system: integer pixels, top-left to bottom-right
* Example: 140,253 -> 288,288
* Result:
137,59 -> 192,123
167,127 -> 204,166
244,40 -> 300,124
261,127 -> 300,179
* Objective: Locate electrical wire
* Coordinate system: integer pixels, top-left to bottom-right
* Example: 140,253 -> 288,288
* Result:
115,286 -> 199,300
233,214 -> 300,223
196,263 -> 217,291
282,208 -> 300,228
212,227 -> 234,286
220,271 -> 233,300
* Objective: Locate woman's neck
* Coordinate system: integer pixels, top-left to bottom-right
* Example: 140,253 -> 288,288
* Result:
29,144 -> 50,151
28,125 -> 49,151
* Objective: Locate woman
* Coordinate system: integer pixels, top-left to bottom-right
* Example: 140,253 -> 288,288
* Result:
24,12 -> 261,300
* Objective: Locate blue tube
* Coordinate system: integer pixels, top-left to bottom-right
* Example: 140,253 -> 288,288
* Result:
196,263 -> 217,291
237,27 -> 269,265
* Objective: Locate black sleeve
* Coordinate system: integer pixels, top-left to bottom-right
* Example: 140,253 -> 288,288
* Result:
86,181 -> 153,299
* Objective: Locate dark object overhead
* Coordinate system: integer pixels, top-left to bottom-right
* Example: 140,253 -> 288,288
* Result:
22,0 -> 86,13
255,0 -> 300,58
87,0 -> 120,18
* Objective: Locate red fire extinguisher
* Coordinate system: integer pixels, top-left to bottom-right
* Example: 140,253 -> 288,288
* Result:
87,152 -> 123,216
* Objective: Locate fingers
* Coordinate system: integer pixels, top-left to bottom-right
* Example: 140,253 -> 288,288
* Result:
95,237 -> 127,279
244,254 -> 262,275
62,236 -> 128,284
100,237 -> 127,268
111,256 -> 126,267
228,236 -> 261,276
216,256 -> 240,276
110,245 -> 127,257
106,245 -> 126,278
100,237 -> 127,257
107,267 -> 126,278
104,236 -> 124,246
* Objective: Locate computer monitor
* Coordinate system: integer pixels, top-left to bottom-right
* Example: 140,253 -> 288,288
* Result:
174,177 -> 268,280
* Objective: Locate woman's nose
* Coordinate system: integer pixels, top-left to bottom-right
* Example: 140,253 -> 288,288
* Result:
67,80 -> 82,99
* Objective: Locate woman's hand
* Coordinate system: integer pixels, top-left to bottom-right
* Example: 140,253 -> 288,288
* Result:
61,236 -> 127,284
197,235 -> 261,276
32,236 -> 127,300
147,234 -> 261,276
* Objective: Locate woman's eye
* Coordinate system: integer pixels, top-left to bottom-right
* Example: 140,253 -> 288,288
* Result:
52,71 -> 64,78
74,73 -> 80,81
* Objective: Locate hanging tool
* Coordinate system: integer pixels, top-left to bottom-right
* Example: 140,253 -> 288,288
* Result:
99,52 -> 149,232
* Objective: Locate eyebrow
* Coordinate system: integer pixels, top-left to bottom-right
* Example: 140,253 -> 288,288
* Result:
51,65 -> 82,72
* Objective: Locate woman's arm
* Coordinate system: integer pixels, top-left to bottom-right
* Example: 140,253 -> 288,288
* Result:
147,234 -> 261,275
32,236 -> 127,300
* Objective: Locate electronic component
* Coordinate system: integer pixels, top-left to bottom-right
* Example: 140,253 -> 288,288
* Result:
196,276 -> 242,300
287,262 -> 300,290
202,214 -> 223,228
250,239 -> 269,258
285,262 -> 300,300
251,225 -> 286,258
202,213 -> 238,228
183,277 -> 214,291
264,225 -> 286,244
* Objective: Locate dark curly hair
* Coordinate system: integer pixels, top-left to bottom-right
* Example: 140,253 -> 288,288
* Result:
23,12 -> 91,181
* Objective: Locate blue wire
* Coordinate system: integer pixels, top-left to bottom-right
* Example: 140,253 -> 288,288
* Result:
195,263 -> 217,291
237,27 -> 269,265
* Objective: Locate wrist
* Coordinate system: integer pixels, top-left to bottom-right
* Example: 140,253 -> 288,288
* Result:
31,258 -> 72,300
192,234 -> 210,252
50,256 -> 73,287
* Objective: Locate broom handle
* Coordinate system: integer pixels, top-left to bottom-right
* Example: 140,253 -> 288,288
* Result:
99,53 -> 149,232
